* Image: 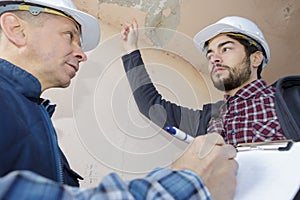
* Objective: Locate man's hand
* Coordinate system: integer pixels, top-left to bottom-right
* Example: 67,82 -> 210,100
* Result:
172,133 -> 238,200
121,18 -> 138,54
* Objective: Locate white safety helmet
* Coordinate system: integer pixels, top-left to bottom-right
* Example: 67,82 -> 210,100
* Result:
0,0 -> 100,52
193,16 -> 270,68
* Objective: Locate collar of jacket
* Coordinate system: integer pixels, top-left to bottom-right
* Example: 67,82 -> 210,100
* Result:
0,58 -> 41,100
0,58 -> 56,117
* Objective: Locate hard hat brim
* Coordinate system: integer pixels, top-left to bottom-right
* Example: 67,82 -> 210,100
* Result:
64,7 -> 101,52
22,0 -> 101,52
193,16 -> 270,68
193,23 -> 244,55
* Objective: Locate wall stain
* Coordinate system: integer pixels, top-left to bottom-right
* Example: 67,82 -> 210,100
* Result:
98,0 -> 182,47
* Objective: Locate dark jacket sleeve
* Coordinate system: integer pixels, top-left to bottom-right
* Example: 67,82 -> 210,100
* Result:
121,50 -> 217,137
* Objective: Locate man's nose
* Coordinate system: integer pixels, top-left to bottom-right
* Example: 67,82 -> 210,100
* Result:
73,46 -> 87,63
211,53 -> 222,64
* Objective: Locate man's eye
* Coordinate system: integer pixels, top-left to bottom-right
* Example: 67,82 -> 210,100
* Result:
65,32 -> 73,40
206,54 -> 212,60
223,47 -> 231,52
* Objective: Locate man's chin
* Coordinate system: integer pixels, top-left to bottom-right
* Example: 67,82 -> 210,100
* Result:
212,79 -> 226,91
211,75 -> 224,84
60,80 -> 71,88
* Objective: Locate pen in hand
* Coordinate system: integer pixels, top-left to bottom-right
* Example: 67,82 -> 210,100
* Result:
165,126 -> 194,143
165,126 -> 294,152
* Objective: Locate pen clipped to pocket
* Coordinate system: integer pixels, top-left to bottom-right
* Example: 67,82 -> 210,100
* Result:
236,140 -> 294,152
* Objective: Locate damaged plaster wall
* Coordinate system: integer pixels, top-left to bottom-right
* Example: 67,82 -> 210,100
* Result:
50,0 -> 299,188
46,0 -> 213,188
98,0 -> 182,47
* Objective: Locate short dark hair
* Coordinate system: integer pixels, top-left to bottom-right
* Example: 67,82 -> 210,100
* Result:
226,33 -> 265,79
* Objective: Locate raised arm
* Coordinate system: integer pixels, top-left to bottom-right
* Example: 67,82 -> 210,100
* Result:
121,19 -> 212,137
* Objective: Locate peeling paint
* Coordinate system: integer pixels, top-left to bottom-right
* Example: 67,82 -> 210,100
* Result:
98,0 -> 182,47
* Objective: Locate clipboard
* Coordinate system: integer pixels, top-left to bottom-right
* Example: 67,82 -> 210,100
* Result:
234,141 -> 300,200
236,140 -> 294,152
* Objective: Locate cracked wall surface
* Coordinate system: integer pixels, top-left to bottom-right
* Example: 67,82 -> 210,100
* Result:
98,0 -> 182,47
73,0 -> 300,82
99,0 -> 181,29
54,0 -> 300,188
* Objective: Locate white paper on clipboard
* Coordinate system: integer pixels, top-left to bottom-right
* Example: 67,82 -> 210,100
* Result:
234,142 -> 300,200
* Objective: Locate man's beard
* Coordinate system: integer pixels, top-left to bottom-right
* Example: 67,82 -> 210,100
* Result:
211,57 -> 251,91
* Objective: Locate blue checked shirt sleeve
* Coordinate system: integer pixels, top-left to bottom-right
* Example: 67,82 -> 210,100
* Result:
0,169 -> 211,200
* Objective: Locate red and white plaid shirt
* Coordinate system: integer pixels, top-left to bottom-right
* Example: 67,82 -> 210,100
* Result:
207,79 -> 286,146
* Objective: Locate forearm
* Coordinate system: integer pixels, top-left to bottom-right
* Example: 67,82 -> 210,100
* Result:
122,50 -> 203,137
128,168 -> 211,199
0,169 -> 211,200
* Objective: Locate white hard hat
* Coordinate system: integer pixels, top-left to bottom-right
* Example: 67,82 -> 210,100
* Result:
193,16 -> 270,68
0,0 -> 100,52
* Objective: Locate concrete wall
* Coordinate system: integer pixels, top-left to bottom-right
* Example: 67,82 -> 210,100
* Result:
44,0 -> 300,187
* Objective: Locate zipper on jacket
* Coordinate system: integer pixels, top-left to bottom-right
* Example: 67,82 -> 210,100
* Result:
39,104 -> 63,184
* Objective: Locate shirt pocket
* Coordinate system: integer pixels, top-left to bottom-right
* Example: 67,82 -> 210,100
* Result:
252,119 -> 284,142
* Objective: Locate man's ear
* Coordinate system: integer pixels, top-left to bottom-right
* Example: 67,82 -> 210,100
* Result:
250,51 -> 264,68
0,12 -> 27,46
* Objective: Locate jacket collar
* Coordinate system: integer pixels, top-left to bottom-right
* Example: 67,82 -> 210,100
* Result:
0,59 -> 56,117
0,58 -> 41,101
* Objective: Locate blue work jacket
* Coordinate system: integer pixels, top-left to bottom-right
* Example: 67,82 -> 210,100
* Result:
0,59 -> 82,186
